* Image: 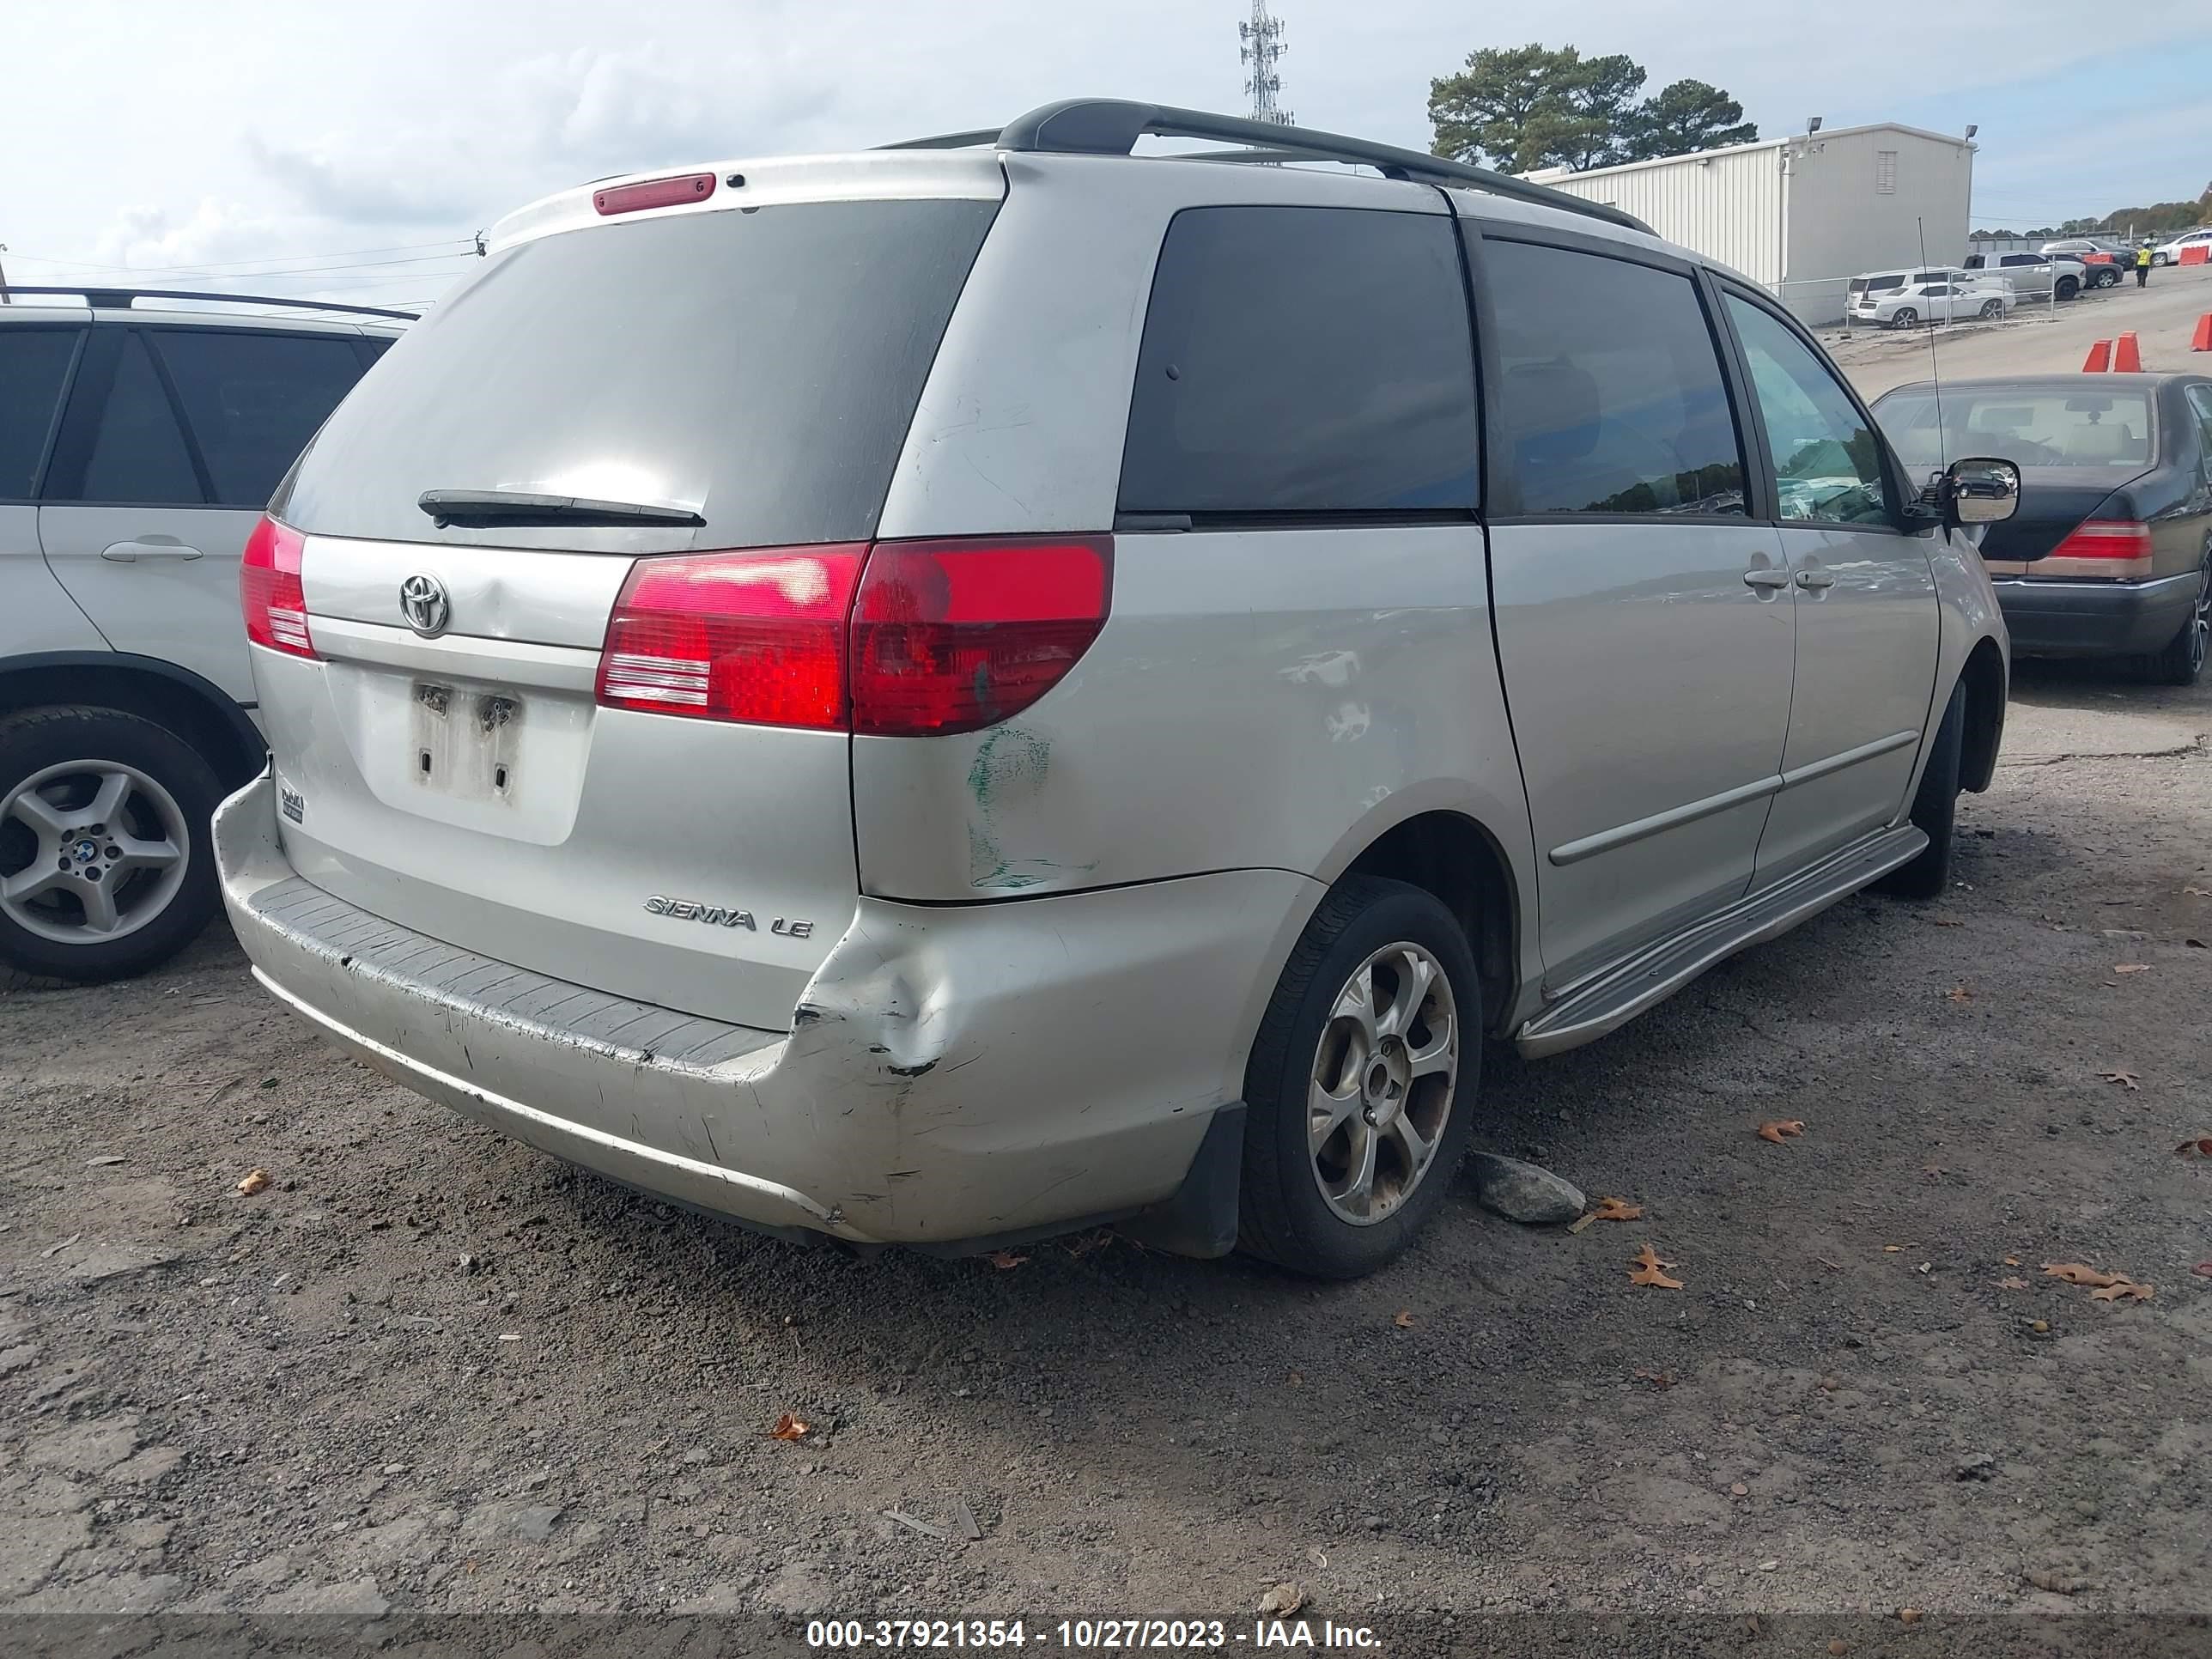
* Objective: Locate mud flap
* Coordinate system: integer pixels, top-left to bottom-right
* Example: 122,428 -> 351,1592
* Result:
1116,1103 -> 1244,1260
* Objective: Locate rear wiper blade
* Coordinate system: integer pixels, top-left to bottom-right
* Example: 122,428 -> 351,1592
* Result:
417,489 -> 705,529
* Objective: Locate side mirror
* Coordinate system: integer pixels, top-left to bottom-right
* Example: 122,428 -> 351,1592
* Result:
1942,457 -> 2020,527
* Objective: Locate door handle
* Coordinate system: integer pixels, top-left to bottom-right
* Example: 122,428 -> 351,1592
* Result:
1796,568 -> 1837,590
1742,568 -> 1791,589
100,540 -> 205,562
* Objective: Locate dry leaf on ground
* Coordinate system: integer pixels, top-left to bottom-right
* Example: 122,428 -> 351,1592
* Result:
769,1413 -> 811,1441
1393,1310 -> 1417,1329
2090,1280 -> 2153,1303
2184,885 -> 2210,897
2174,1138 -> 2212,1159
235,1168 -> 270,1196
1998,1276 -> 2027,1291
1591,1196 -> 1643,1222
2003,1255 -> 2021,1266
1756,1120 -> 1806,1144
1628,1243 -> 1683,1290
984,1249 -> 1029,1270
2043,1262 -> 2124,1286
2193,1262 -> 2212,1279
1257,1583 -> 1305,1616
2113,963 -> 2150,975
2099,1070 -> 2141,1090
1633,1367 -> 1675,1389
1946,984 -> 1973,1002
1898,1607 -> 1925,1625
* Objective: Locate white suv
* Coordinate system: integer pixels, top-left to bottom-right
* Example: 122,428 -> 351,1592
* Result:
211,100 -> 2016,1278
0,290 -> 404,985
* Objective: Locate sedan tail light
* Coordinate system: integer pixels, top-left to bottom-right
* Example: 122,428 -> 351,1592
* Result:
595,535 -> 1114,736
240,516 -> 316,659
2047,519 -> 2154,579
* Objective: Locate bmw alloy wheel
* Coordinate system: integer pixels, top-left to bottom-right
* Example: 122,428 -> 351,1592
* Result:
1307,940 -> 1460,1225
0,760 -> 190,945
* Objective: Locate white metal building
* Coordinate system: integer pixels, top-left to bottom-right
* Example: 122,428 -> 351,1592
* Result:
1526,124 -> 1976,325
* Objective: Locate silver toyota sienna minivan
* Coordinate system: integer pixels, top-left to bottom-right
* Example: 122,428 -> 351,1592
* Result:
215,100 -> 2017,1279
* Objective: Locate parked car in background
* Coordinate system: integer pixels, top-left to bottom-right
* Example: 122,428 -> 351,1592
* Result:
2150,228 -> 2212,267
0,289 -> 407,987
1850,276 -> 2013,328
1872,374 -> 2212,684
2039,237 -> 2131,266
1965,251 -> 2108,295
212,100 -> 2016,1279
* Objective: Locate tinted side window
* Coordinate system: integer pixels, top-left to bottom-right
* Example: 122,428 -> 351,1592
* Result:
63,332 -> 203,505
1481,240 -> 1746,517
150,331 -> 368,508
1723,295 -> 1889,527
0,328 -> 81,499
1119,206 -> 1477,514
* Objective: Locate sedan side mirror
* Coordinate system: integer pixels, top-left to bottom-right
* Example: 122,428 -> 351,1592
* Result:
1942,457 -> 2021,527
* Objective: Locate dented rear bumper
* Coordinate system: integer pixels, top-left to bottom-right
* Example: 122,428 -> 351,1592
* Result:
214,770 -> 1311,1249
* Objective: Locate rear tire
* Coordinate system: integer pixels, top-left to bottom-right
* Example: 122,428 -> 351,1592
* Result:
1978,299 -> 2005,319
0,706 -> 223,989
1890,307 -> 1919,330
1878,681 -> 1963,901
1238,876 -> 1480,1279
2137,556 -> 2210,687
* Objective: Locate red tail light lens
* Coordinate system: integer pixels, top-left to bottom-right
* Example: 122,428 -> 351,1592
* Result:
595,536 -> 1114,734
2049,519 -> 2153,577
596,545 -> 866,727
240,516 -> 315,659
851,537 -> 1113,736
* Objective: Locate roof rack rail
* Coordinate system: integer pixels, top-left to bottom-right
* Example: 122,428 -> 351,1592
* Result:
877,99 -> 1652,236
2,287 -> 418,321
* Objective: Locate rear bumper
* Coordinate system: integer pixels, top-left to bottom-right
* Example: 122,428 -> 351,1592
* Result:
215,771 -> 1313,1251
1990,574 -> 2197,658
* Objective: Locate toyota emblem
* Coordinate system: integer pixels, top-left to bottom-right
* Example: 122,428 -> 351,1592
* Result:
398,573 -> 452,638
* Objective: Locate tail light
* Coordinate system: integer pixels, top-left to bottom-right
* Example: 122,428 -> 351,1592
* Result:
596,545 -> 866,728
594,535 -> 1113,736
240,516 -> 315,659
850,537 -> 1112,735
2048,519 -> 2153,579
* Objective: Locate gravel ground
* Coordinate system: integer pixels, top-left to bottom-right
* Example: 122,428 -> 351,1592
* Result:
3,664 -> 2209,1634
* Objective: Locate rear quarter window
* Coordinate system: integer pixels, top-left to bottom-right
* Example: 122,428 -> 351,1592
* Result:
1118,205 -> 1479,516
0,327 -> 81,499
149,331 -> 374,508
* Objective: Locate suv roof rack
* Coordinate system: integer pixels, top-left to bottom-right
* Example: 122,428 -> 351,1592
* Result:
2,286 -> 417,321
879,98 -> 1654,236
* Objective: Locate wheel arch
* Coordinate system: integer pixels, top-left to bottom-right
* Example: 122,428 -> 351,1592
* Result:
0,653 -> 264,792
1333,806 -> 1525,1037
1957,636 -> 2005,793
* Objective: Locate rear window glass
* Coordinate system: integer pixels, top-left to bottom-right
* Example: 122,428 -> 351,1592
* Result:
1118,206 -> 1478,516
276,198 -> 1000,550
150,331 -> 371,507
1875,386 -> 2154,471
0,328 -> 79,498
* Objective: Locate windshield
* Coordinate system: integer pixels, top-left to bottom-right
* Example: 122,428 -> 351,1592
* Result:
1874,386 -> 2155,471
275,197 -> 1000,553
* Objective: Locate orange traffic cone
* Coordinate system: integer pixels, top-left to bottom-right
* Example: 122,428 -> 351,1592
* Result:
2191,313 -> 2212,352
2112,332 -> 2144,373
2082,340 -> 2112,372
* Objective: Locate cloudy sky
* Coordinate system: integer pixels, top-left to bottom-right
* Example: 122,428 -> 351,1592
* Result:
4,0 -> 2208,311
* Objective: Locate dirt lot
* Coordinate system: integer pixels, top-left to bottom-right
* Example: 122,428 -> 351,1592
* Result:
3,661 -> 2209,1635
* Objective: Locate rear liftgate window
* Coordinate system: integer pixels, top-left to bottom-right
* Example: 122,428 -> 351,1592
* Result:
275,198 -> 1001,551
1119,205 -> 1480,516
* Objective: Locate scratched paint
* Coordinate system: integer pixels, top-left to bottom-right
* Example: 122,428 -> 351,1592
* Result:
963,726 -> 1093,890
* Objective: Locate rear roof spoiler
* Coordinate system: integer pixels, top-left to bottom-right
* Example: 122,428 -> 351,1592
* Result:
878,98 -> 1655,237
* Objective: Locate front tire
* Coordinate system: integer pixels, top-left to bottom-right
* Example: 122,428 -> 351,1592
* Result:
0,706 -> 224,988
2057,276 -> 2081,300
1238,876 -> 1480,1279
1878,682 -> 1964,900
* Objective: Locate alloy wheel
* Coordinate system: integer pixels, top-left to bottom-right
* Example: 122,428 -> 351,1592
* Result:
0,760 -> 190,945
1307,940 -> 1460,1225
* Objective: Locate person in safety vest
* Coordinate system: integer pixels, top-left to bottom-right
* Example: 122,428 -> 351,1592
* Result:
2136,240 -> 2154,288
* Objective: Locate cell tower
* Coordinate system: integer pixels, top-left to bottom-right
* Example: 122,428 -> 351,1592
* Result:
1239,1 -> 1292,127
